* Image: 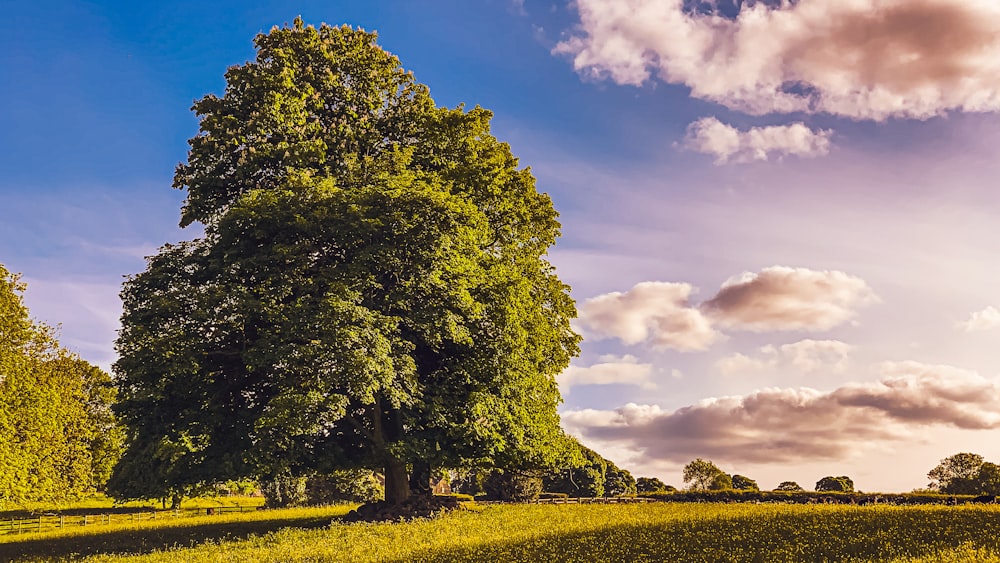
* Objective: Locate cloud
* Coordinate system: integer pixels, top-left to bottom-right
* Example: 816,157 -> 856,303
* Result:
576,282 -> 721,351
957,306 -> 1000,333
683,117 -> 832,164
578,268 -> 874,350
558,354 -> 656,391
715,339 -> 852,376
556,0 -> 1000,120
562,361 -> 1000,465
701,267 -> 877,332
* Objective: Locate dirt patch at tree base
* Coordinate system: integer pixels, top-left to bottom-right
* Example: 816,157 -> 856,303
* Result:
342,495 -> 463,522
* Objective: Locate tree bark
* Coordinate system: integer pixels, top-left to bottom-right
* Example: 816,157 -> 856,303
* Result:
383,455 -> 410,504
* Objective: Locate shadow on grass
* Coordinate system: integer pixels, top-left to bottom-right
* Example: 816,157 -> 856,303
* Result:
0,513 -> 333,562
378,508 -> 1000,563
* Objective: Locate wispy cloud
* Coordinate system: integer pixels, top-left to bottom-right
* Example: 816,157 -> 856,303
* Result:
558,354 -> 657,391
957,306 -> 1000,333
716,339 -> 853,376
682,117 -> 833,164
556,0 -> 1000,120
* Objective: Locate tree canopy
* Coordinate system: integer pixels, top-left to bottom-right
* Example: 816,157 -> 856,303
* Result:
774,481 -> 804,492
683,459 -> 730,491
731,474 -> 759,491
0,264 -> 122,507
111,19 -> 580,505
927,453 -> 1000,495
815,476 -> 855,492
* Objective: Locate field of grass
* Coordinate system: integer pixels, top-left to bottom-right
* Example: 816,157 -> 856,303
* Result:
0,494 -> 266,519
8,502 -> 1000,562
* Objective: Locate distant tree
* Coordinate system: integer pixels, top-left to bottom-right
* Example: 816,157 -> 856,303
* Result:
636,477 -> 671,494
604,462 -> 636,497
731,474 -> 759,491
928,453 -> 987,495
543,443 -> 605,498
0,265 -> 124,508
710,472 -> 733,490
683,459 -> 728,491
775,481 -> 804,492
976,462 -> 1000,496
815,476 -> 854,492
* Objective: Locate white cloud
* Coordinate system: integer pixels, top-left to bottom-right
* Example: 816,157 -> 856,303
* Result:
556,0 -> 1000,120
559,355 -> 657,391
957,306 -> 1000,333
715,339 -> 852,376
562,361 -> 1000,466
701,266 -> 877,332
683,117 -> 833,164
576,281 -> 721,351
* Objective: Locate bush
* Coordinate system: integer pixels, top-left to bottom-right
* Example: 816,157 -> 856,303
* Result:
305,469 -> 383,505
483,470 -> 542,502
261,474 -> 308,508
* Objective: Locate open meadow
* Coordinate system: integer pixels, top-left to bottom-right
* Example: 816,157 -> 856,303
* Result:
7,502 -> 1000,562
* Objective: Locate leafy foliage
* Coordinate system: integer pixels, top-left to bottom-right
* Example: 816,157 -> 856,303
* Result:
0,264 -> 123,507
775,481 -> 804,492
683,459 -> 729,491
305,469 -> 383,504
731,474 -> 759,491
928,453 -> 1000,495
816,476 -> 855,492
636,477 -> 673,494
112,20 -> 579,505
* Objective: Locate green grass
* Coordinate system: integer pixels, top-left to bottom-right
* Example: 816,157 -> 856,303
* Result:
8,503 -> 1000,562
0,493 -> 266,519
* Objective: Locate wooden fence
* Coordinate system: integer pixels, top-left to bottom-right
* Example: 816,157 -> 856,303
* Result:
0,505 -> 256,536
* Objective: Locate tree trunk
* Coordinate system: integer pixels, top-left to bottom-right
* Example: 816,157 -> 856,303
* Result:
384,455 -> 410,505
410,460 -> 432,496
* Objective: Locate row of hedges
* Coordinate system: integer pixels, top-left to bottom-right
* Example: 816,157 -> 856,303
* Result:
636,490 -> 979,505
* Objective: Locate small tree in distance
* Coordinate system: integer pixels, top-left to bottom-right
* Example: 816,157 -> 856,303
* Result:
683,459 -> 728,491
636,477 -> 673,494
928,453 -> 1000,495
731,474 -> 759,491
816,476 -> 855,492
775,481 -> 804,492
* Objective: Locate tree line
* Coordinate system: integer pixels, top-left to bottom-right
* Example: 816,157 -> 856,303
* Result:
0,266 -> 123,508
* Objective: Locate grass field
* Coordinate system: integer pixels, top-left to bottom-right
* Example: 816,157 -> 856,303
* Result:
8,502 -> 1000,562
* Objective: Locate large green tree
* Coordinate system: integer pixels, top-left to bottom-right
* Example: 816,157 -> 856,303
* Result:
0,265 -> 123,507
111,20 -> 579,505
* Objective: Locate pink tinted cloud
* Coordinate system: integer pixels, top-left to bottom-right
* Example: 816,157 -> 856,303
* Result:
557,0 -> 1000,120
701,267 -> 877,332
575,282 -> 721,351
562,362 -> 1000,465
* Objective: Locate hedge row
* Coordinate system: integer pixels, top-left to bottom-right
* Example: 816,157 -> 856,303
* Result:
636,490 -> 979,505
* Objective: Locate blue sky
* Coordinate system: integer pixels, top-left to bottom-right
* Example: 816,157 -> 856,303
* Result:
5,0 -> 1000,492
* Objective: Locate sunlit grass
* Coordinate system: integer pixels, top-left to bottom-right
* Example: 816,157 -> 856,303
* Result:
9,502 -> 1000,562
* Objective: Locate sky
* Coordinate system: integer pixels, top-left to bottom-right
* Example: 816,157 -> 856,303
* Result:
3,0 -> 1000,493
